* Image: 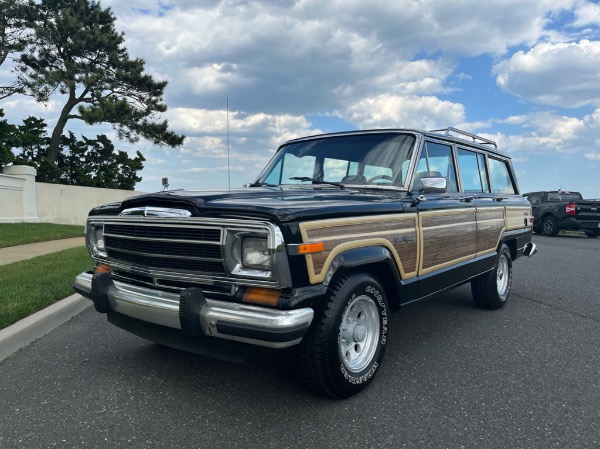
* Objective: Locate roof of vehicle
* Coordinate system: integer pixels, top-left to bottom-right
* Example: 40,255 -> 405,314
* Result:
523,190 -> 582,195
282,127 -> 511,158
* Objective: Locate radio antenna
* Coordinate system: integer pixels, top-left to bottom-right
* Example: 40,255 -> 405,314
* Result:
227,97 -> 231,191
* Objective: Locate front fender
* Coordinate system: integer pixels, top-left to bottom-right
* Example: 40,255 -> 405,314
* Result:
321,246 -> 404,310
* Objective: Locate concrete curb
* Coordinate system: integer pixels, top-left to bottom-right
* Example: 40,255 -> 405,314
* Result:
0,294 -> 91,363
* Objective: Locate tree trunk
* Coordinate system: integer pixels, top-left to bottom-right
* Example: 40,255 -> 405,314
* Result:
47,100 -> 75,163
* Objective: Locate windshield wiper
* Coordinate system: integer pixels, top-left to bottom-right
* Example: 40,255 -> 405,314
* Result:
247,181 -> 279,187
289,177 -> 345,189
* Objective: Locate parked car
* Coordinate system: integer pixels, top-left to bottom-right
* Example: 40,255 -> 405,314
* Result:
74,127 -> 536,398
523,190 -> 600,237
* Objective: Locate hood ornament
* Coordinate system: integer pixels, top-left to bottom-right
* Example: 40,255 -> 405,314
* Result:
120,207 -> 192,218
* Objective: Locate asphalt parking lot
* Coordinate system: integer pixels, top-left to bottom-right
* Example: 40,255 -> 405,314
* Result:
1,234 -> 599,448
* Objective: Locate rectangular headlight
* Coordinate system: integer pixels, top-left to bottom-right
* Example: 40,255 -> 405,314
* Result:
87,222 -> 107,258
242,237 -> 270,270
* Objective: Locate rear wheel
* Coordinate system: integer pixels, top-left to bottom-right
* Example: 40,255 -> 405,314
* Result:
585,229 -> 600,238
542,215 -> 559,236
296,273 -> 389,399
471,244 -> 512,310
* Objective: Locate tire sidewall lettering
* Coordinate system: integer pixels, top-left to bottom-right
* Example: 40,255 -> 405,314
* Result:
336,281 -> 388,386
340,361 -> 379,385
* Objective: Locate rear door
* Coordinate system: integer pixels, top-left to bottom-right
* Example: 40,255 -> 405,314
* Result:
413,141 -> 477,293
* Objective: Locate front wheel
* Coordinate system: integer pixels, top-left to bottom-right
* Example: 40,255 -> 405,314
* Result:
296,273 -> 389,399
584,229 -> 600,238
471,244 -> 513,310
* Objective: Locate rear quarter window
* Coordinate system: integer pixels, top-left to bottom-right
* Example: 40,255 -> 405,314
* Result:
457,148 -> 489,192
488,158 -> 516,194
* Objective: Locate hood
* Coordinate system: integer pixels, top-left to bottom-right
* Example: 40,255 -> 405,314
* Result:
90,187 -> 409,222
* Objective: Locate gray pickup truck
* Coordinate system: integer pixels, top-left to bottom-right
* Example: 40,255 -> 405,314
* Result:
523,190 -> 600,237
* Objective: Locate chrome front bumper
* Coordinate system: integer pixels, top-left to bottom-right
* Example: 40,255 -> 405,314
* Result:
74,272 -> 314,349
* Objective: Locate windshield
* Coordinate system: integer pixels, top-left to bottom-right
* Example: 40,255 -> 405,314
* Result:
255,133 -> 417,188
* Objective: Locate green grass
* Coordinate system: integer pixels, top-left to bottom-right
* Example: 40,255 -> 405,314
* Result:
0,246 -> 93,330
0,223 -> 85,248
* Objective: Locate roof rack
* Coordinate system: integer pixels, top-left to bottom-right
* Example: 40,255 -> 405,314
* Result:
429,127 -> 497,149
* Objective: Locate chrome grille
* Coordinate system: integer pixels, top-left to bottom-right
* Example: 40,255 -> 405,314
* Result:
103,223 -> 225,274
104,224 -> 220,241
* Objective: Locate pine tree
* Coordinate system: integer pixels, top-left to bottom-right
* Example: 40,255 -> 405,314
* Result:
14,0 -> 184,164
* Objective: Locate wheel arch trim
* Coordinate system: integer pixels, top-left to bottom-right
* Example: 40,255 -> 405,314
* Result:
321,246 -> 404,310
307,239 -> 410,285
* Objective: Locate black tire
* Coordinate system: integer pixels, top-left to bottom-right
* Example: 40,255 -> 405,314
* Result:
471,244 -> 512,310
584,229 -> 600,238
296,273 -> 389,399
542,215 -> 559,236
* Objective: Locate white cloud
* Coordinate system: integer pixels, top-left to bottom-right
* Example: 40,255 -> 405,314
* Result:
340,94 -> 465,130
573,0 -> 600,27
483,108 -> 600,155
585,153 -> 600,160
493,39 -> 600,107
99,0 -> 581,116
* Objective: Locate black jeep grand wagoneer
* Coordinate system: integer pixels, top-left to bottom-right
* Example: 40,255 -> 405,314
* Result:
74,127 -> 537,398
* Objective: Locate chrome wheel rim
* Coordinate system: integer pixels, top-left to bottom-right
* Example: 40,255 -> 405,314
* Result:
543,219 -> 553,234
339,295 -> 380,373
496,254 -> 509,297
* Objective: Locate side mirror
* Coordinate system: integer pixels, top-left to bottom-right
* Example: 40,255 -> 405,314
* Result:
419,177 -> 447,194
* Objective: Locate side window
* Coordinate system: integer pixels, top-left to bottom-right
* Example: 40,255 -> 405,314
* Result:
363,165 -> 393,181
457,148 -> 486,192
412,141 -> 458,192
528,194 -> 542,205
488,158 -> 516,194
323,158 -> 350,181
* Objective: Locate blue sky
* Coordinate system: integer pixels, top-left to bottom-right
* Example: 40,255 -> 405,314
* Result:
1,0 -> 599,197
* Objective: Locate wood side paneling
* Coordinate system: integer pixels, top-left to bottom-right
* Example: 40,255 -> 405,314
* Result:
476,208 -> 504,221
421,222 -> 477,270
421,210 -> 475,228
306,219 -> 413,241
418,208 -> 477,274
300,214 -> 419,284
476,220 -> 504,254
299,205 -> 530,285
475,207 -> 505,255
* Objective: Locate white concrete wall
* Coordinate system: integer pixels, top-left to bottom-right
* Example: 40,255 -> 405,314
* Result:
0,173 -> 27,222
0,165 -> 145,225
36,183 -> 143,225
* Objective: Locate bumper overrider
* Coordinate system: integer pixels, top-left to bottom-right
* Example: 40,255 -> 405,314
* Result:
74,271 -> 314,350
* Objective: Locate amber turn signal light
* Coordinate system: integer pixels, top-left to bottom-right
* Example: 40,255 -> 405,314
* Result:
298,242 -> 324,254
94,263 -> 111,273
242,287 -> 282,306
